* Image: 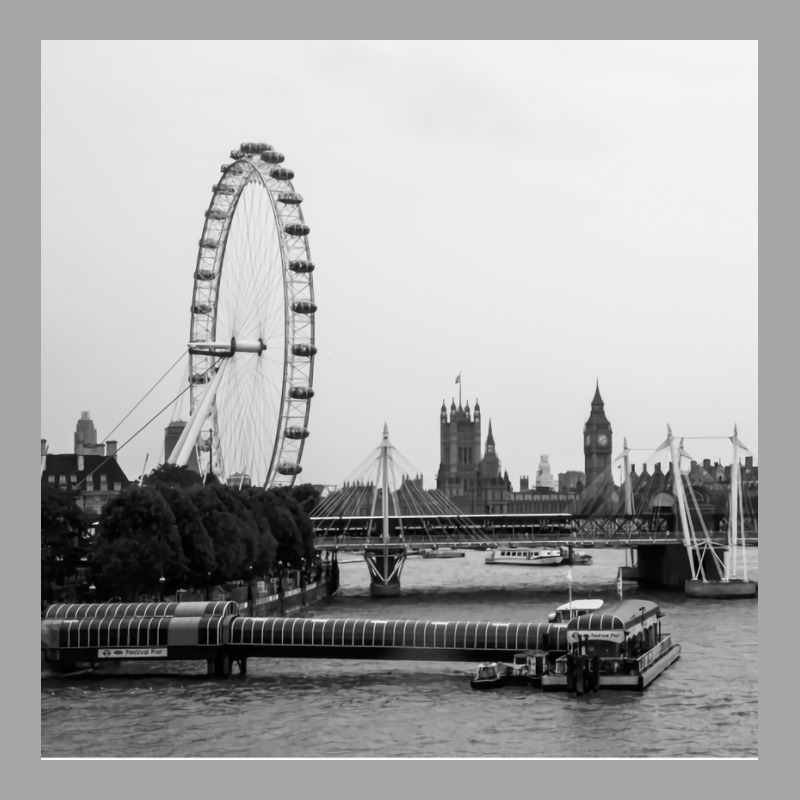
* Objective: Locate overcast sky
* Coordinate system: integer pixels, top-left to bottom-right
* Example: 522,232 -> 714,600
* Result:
41,40 -> 757,490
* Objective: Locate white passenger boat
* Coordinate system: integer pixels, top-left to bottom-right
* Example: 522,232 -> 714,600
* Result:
541,599 -> 681,693
485,547 -> 565,566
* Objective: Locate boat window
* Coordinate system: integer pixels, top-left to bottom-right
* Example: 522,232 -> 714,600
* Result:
577,640 -> 619,658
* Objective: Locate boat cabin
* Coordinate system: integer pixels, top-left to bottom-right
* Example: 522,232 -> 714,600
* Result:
548,598 -> 604,624
565,599 -> 663,660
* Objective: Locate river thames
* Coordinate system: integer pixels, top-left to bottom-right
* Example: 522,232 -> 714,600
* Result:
40,547 -> 758,759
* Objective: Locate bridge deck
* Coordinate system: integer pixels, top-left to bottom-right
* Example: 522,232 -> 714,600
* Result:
312,513 -> 756,547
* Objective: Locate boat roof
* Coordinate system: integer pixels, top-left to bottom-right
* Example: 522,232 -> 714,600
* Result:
566,599 -> 661,631
554,599 -> 604,613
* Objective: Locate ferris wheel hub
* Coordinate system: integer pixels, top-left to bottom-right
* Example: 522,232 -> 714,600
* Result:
188,338 -> 266,356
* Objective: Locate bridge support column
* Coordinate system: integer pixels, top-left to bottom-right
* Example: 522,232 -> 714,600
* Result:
364,544 -> 407,597
636,543 -> 725,590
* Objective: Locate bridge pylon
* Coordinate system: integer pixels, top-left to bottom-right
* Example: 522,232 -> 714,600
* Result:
364,544 -> 407,597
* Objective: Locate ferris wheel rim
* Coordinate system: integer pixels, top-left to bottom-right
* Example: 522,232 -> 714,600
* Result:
185,143 -> 316,487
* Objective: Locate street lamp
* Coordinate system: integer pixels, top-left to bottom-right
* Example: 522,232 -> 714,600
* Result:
247,565 -> 255,615
159,575 -> 166,602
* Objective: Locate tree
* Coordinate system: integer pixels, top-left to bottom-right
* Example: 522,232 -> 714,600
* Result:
287,483 -> 322,513
154,484 -> 217,593
144,463 -> 205,489
92,485 -> 188,600
261,487 -> 317,567
237,486 -> 280,575
187,484 -> 260,583
41,488 -> 89,603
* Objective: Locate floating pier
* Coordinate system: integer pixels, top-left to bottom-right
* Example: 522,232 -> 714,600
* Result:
42,599 -> 681,693
42,600 -> 568,677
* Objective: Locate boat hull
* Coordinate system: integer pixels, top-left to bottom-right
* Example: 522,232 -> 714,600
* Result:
685,579 -> 757,598
541,644 -> 681,692
470,676 -> 504,690
485,559 -> 564,566
421,551 -> 465,559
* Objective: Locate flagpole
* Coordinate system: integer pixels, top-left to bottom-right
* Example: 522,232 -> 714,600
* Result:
567,567 -> 573,609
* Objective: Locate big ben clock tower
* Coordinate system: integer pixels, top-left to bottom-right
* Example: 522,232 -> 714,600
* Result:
583,381 -> 613,492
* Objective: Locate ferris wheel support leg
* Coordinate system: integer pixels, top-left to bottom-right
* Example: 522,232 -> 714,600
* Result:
169,359 -> 229,467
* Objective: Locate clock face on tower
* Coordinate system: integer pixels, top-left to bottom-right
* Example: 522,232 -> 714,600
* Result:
598,434 -> 609,447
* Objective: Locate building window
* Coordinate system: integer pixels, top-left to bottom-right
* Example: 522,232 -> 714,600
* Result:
48,475 -> 55,485
100,476 -> 108,491
70,473 -> 77,484
114,482 -> 121,492
59,475 -> 66,486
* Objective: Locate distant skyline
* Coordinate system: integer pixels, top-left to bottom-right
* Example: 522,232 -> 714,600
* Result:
41,41 -> 758,489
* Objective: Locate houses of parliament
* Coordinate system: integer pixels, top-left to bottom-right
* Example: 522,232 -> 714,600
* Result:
435,383 -> 759,526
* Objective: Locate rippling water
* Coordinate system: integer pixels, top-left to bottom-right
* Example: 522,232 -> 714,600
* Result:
41,548 -> 758,758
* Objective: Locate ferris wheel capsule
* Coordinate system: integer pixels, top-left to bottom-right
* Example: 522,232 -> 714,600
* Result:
277,462 -> 303,476
291,301 -> 317,315
241,142 -> 272,154
270,167 -> 294,181
291,343 -> 317,358
284,222 -> 310,236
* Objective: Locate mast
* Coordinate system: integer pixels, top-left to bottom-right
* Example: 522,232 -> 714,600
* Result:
728,425 -> 740,581
731,425 -> 750,582
739,459 -> 749,581
666,425 -> 703,581
380,423 -> 391,581
622,438 -> 633,516
381,423 -> 390,543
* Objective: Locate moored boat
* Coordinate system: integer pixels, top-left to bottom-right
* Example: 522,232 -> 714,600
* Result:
420,548 -> 465,559
541,599 -> 681,693
485,547 -> 564,566
470,650 -> 549,690
470,661 -> 507,690
560,546 -> 593,565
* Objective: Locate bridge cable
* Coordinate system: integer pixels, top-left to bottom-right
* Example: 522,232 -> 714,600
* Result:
100,351 -> 188,444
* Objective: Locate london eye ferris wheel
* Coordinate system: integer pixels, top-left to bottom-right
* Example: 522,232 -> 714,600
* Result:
167,142 -> 316,487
